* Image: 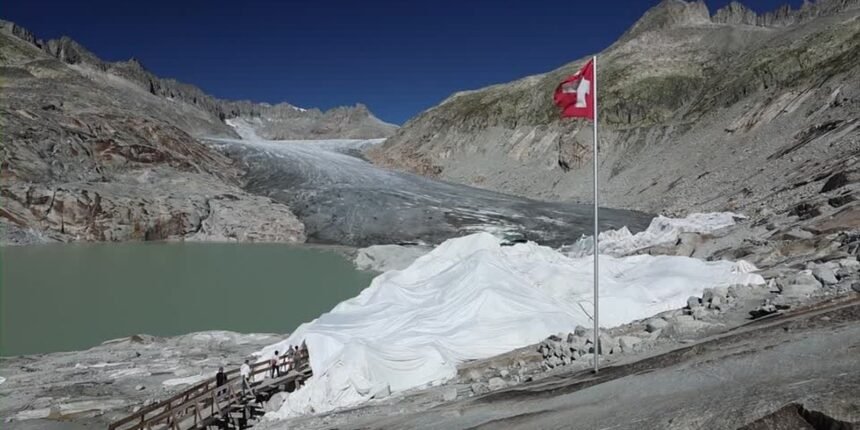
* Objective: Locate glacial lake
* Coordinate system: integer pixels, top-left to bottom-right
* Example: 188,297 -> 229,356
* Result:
0,242 -> 376,356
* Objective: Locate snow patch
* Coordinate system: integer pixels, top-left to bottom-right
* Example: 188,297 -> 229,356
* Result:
225,117 -> 264,140
261,230 -> 764,419
354,244 -> 431,272
14,408 -> 51,421
75,361 -> 126,369
567,212 -> 741,257
109,368 -> 149,379
162,374 -> 208,387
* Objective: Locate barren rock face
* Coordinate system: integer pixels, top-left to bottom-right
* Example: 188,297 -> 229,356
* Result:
368,0 -> 860,218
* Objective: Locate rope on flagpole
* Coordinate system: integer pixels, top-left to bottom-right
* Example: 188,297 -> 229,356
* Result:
592,55 -> 600,374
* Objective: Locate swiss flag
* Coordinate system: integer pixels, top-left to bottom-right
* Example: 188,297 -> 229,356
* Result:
553,59 -> 594,120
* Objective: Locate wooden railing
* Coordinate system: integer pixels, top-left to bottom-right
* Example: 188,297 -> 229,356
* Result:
109,353 -> 310,430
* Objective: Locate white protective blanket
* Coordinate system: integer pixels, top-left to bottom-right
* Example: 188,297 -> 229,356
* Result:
259,231 -> 763,418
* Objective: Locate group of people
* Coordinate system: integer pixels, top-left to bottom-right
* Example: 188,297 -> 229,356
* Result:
214,342 -> 310,396
267,344 -> 301,378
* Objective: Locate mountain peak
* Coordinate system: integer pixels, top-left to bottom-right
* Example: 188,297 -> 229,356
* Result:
621,0 -> 711,41
0,19 -> 37,45
41,36 -> 102,66
125,57 -> 147,71
711,1 -> 758,25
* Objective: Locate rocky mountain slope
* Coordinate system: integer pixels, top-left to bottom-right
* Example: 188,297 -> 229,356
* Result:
369,0 -> 860,225
0,20 -> 397,244
0,21 -> 308,244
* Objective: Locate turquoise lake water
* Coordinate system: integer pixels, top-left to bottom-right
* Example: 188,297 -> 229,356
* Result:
0,242 -> 375,356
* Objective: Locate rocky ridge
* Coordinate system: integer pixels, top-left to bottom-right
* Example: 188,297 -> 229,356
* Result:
368,0 -> 860,223
712,0 -> 860,27
222,102 -> 398,140
3,20 -> 397,140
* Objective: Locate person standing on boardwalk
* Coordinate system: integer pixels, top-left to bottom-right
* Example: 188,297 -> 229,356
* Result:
216,367 -> 228,387
270,350 -> 281,378
285,346 -> 296,372
240,359 -> 253,395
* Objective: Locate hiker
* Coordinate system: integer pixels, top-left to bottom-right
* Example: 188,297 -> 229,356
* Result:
270,350 -> 281,378
281,349 -> 290,373
240,359 -> 253,395
285,345 -> 296,372
300,341 -> 309,362
215,366 -> 228,387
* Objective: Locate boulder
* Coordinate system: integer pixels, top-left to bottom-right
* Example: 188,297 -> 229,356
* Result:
568,337 -> 587,353
552,341 -> 567,358
853,283 -> 860,294
463,368 -> 483,382
663,316 -> 711,338
617,336 -> 642,352
599,334 -> 619,355
691,307 -> 710,320
441,387 -> 458,402
701,288 -> 715,304
709,295 -> 724,310
726,285 -> 747,299
672,315 -> 696,324
471,382 -> 490,395
812,266 -> 839,285
646,318 -> 669,333
687,296 -> 703,309
488,377 -> 507,391
779,271 -> 822,297
574,325 -> 589,337
838,258 -> 859,270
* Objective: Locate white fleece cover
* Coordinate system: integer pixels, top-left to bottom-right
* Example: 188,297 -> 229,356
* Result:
567,212 -> 741,257
259,231 -> 764,419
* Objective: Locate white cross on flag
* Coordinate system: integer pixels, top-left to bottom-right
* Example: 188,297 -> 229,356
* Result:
553,59 -> 595,120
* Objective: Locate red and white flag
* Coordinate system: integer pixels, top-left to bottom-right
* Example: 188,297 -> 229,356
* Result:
553,59 -> 595,120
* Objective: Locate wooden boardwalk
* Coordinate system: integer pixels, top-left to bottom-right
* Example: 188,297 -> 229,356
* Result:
109,353 -> 311,430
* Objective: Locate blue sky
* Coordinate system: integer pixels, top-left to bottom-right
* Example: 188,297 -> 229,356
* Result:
5,0 -> 802,124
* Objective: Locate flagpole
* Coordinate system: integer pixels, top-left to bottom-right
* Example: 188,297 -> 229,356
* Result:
592,55 -> 600,374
